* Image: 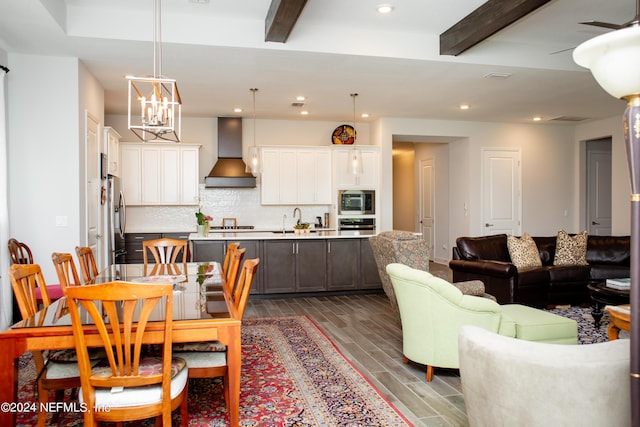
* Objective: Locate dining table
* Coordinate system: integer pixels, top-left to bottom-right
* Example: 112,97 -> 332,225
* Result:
0,261 -> 242,427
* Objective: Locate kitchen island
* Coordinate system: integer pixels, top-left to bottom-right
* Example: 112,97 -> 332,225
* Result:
189,230 -> 381,296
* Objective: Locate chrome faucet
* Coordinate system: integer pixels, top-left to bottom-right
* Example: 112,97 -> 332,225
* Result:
293,207 -> 302,225
282,214 -> 287,234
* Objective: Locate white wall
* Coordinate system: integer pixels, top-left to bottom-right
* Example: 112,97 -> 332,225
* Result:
376,116 -> 628,257
7,54 -> 103,283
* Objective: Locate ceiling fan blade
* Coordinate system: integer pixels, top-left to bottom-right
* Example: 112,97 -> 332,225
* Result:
549,47 -> 575,55
579,20 -> 624,29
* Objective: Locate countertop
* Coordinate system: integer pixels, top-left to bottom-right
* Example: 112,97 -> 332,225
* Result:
189,229 -> 377,241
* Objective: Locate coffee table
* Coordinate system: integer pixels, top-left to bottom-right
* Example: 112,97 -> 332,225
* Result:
587,281 -> 630,328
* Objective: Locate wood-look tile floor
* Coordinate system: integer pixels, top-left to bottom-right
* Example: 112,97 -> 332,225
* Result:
243,262 -> 468,427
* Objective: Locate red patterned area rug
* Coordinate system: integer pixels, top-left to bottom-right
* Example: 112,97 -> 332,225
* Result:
17,316 -> 412,426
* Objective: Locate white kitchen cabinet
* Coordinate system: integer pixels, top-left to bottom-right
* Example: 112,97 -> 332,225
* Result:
119,143 -> 200,206
261,147 -> 332,205
120,145 -> 142,204
297,149 -> 332,204
334,147 -> 379,189
104,127 -> 121,176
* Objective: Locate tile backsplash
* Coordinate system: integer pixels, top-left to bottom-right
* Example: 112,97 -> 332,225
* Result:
125,186 -> 333,232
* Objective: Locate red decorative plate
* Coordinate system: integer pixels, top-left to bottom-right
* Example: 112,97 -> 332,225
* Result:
332,124 -> 355,145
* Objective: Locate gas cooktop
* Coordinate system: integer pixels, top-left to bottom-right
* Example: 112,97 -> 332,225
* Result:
209,225 -> 255,230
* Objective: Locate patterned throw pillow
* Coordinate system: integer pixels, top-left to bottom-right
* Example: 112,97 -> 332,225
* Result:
553,229 -> 588,266
507,233 -> 542,270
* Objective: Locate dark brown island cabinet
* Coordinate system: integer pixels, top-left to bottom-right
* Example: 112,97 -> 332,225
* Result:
191,237 -> 381,296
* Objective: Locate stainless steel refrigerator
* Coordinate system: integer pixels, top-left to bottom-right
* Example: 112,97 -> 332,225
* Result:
107,174 -> 127,264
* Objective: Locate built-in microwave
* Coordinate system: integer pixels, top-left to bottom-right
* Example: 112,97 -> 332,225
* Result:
338,190 -> 375,215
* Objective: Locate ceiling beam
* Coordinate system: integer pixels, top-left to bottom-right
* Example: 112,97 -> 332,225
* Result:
265,0 -> 308,43
440,0 -> 553,56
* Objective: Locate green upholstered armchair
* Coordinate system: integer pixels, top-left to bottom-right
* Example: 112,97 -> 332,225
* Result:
386,263 -> 516,381
371,231 -> 493,315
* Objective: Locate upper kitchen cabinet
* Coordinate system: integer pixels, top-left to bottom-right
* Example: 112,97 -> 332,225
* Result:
334,146 -> 379,189
119,143 -> 200,206
261,147 -> 332,205
104,127 -> 121,176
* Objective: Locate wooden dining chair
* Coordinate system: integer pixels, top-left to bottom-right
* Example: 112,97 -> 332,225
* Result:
226,247 -> 246,296
8,238 -> 64,302
51,252 -> 83,292
174,258 -> 260,407
143,238 -> 188,276
8,263 -> 80,427
221,242 -> 240,279
65,281 -> 189,426
75,246 -> 99,285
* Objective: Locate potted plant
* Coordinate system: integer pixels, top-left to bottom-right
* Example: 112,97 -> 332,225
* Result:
195,210 -> 213,237
293,222 -> 311,235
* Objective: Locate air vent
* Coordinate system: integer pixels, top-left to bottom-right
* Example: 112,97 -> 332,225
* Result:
549,116 -> 589,122
483,72 -> 512,79
291,102 -> 304,107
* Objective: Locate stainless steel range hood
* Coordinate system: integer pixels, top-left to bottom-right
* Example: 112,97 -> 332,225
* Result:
205,117 -> 256,188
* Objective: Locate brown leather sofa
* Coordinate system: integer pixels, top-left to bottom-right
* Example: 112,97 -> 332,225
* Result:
449,234 -> 630,307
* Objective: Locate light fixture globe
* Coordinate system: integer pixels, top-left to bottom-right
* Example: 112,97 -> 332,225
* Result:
573,25 -> 640,99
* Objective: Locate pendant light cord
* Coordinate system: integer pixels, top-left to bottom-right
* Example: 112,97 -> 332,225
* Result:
350,93 -> 358,143
251,88 -> 258,147
153,0 -> 162,78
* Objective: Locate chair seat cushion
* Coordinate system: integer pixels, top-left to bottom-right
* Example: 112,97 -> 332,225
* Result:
79,357 -> 188,409
500,304 -> 578,344
172,340 -> 226,352
174,350 -> 226,369
48,347 -> 106,363
91,356 -> 187,378
34,284 -> 64,301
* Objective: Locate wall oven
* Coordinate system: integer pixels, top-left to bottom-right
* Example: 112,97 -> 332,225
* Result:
338,190 -> 375,215
338,218 -> 376,231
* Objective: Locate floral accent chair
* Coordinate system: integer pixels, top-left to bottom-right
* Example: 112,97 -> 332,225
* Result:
370,231 -> 495,314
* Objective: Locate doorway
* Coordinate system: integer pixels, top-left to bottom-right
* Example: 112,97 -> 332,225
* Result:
392,139 -> 450,264
586,138 -> 612,235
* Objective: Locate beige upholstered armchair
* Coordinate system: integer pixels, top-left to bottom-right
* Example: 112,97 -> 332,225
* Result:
370,231 -> 493,314
459,325 -> 630,427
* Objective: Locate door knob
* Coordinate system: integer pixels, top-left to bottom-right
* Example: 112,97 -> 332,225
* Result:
485,223 -> 494,227
591,221 -> 600,225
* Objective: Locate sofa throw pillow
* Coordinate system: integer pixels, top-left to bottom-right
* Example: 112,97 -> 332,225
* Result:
507,233 -> 542,270
553,229 -> 588,266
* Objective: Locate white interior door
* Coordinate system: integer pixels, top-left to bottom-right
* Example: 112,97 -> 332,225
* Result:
86,113 -> 101,263
482,149 -> 521,236
419,158 -> 434,260
587,139 -> 612,236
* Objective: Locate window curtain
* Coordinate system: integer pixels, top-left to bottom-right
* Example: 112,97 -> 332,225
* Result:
0,68 -> 10,329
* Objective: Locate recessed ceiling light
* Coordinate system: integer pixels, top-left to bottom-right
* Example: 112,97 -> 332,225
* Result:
301,111 -> 309,116
361,113 -> 369,118
460,104 -> 470,110
377,4 -> 394,14
296,95 -> 306,101
533,116 -> 542,121
233,108 -> 242,113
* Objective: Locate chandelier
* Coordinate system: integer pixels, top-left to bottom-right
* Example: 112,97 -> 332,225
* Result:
127,0 -> 182,142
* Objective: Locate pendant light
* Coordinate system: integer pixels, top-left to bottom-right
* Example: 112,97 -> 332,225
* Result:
348,93 -> 364,176
126,0 -> 182,142
246,88 -> 261,175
